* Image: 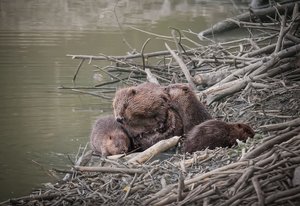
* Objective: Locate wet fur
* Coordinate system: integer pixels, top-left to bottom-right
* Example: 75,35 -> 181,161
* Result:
132,109 -> 183,150
113,82 -> 183,150
165,83 -> 212,134
90,116 -> 131,156
113,82 -> 171,137
183,120 -> 255,153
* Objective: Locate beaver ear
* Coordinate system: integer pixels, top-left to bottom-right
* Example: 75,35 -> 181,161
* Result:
109,136 -> 112,140
129,88 -> 136,95
237,123 -> 242,128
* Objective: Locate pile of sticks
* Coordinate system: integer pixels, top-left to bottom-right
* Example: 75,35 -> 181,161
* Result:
2,121 -> 299,205
63,1 -> 300,107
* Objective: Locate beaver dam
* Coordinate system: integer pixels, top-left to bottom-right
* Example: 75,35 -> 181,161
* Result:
2,2 -> 300,206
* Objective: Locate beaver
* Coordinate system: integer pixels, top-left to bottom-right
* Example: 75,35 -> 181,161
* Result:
113,82 -> 183,150
183,120 -> 255,153
90,116 -> 131,156
113,82 -> 171,137
164,83 -> 212,134
133,108 -> 183,150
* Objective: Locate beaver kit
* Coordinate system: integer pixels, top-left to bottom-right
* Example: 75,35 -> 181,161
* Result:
90,116 -> 131,156
183,119 -> 255,153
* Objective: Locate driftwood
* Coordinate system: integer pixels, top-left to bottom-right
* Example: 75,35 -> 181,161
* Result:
193,69 -> 231,87
128,136 -> 181,164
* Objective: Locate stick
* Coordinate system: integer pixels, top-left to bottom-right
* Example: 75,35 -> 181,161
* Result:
128,136 -> 181,164
260,118 -> 300,131
252,176 -> 265,206
73,59 -> 85,83
74,166 -> 144,174
145,68 -> 160,84
274,9 -> 288,53
241,127 -> 300,160
67,49 -> 195,61
165,43 -> 196,89
265,186 -> 300,204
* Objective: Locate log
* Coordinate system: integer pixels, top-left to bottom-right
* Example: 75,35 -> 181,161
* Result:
193,69 -> 231,87
205,79 -> 248,105
128,136 -> 181,164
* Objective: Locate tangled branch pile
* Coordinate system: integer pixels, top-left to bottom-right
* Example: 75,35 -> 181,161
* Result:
2,2 -> 300,206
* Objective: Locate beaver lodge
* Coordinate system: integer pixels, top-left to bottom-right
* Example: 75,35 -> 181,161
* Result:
2,2 -> 300,206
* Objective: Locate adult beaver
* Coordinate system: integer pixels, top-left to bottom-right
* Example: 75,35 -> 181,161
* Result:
164,83 -> 212,134
183,119 -> 255,153
90,116 -> 131,156
113,82 -> 170,137
113,82 -> 183,150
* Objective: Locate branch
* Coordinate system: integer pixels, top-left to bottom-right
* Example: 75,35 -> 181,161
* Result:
128,136 -> 181,164
165,43 -> 196,89
74,166 -> 144,174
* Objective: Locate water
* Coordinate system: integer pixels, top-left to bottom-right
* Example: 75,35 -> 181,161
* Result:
0,0 -> 248,201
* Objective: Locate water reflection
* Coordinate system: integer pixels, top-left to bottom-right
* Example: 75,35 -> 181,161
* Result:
0,0 -> 248,201
0,0 -> 248,31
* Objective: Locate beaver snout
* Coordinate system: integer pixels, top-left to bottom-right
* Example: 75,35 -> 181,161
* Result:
116,116 -> 124,124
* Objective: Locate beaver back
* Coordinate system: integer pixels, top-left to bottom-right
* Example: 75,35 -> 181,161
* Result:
165,83 -> 212,134
183,120 -> 254,153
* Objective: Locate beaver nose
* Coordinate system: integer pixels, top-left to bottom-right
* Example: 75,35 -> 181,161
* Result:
116,116 -> 124,124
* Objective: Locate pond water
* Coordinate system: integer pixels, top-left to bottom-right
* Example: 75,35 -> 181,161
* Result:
0,0 -> 249,201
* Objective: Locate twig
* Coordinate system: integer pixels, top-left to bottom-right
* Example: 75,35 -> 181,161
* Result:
73,59 -> 85,83
165,43 -> 196,89
260,118 -> 300,131
252,176 -> 265,206
74,166 -> 144,174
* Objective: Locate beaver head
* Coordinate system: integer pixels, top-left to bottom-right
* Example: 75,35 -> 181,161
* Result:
103,127 -> 130,156
164,83 -> 192,102
229,123 -> 255,145
113,83 -> 170,130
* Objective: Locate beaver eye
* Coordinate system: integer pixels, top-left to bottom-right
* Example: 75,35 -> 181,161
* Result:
109,136 -> 112,140
182,87 -> 189,93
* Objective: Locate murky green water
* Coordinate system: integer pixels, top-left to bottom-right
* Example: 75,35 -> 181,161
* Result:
0,0 -> 248,201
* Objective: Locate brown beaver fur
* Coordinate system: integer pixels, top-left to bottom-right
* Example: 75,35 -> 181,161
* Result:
164,83 -> 212,134
113,82 -> 170,137
133,108 -> 183,150
113,82 -> 183,150
183,120 -> 255,153
90,116 -> 131,156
